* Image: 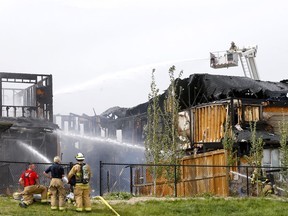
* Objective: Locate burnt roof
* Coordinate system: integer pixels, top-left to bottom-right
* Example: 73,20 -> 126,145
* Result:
100,106 -> 128,119
177,73 -> 288,108
101,74 -> 288,117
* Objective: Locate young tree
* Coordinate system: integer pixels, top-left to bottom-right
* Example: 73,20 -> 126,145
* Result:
222,116 -> 237,194
162,66 -> 184,164
161,66 -> 184,193
279,117 -> 288,181
144,66 -> 185,196
249,121 -> 264,167
245,121 -> 264,196
144,69 -> 164,195
222,116 -> 236,167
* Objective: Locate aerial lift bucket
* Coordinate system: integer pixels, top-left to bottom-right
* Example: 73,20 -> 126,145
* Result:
210,51 -> 238,69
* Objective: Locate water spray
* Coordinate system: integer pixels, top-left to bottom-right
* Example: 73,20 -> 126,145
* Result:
230,170 -> 288,194
230,171 -> 252,180
54,58 -> 207,96
111,167 -> 128,191
57,130 -> 145,150
17,141 -> 51,163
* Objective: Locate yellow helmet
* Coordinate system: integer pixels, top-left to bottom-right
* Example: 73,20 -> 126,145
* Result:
75,152 -> 85,161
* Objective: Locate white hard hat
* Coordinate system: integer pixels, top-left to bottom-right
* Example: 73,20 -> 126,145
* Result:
75,152 -> 85,161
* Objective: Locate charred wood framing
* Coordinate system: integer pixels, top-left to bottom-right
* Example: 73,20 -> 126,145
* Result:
0,72 -> 59,191
0,72 -> 53,120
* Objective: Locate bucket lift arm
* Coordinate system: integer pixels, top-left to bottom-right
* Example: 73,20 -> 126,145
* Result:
210,42 -> 260,80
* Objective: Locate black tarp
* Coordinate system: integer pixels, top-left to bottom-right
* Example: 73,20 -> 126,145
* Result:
184,73 -> 288,108
100,73 -> 288,117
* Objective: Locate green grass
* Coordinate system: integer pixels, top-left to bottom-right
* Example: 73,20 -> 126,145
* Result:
2,195 -> 288,216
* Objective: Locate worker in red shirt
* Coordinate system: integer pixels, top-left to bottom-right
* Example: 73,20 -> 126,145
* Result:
18,162 -> 48,208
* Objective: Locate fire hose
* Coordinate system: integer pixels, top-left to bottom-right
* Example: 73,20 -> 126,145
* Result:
230,170 -> 288,194
95,196 -> 120,216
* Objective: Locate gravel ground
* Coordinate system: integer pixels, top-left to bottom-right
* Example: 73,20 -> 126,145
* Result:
93,196 -> 187,205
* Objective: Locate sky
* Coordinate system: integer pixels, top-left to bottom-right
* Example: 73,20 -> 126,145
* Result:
0,0 -> 287,116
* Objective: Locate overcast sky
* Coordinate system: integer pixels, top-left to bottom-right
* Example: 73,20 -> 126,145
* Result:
0,0 -> 287,116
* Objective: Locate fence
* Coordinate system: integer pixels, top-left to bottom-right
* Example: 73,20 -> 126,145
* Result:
0,161 -> 71,194
2,160 -> 288,198
99,161 -> 288,197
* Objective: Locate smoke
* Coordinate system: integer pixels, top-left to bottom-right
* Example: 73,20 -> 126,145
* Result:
57,130 -> 145,195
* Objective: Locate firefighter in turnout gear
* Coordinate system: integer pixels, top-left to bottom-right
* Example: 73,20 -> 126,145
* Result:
68,152 -> 92,212
18,163 -> 48,208
43,156 -> 66,211
251,166 -> 275,196
262,177 -> 274,196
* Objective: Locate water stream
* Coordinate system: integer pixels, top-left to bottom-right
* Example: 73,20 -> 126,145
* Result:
56,129 -> 145,195
17,141 -> 51,163
230,170 -> 288,193
56,130 -> 145,151
54,58 -> 207,96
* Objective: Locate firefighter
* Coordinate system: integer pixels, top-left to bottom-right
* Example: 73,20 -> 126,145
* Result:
262,178 -> 274,196
230,41 -> 237,51
68,152 -> 92,212
43,156 -> 66,211
18,162 -> 48,208
250,166 -> 272,196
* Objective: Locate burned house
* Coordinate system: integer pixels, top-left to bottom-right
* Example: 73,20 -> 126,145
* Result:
102,73 -> 288,197
55,73 -> 288,167
0,72 -> 59,193
53,73 -> 288,196
178,74 -> 288,162
98,74 -> 288,164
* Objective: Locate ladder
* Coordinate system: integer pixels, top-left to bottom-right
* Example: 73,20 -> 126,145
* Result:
238,51 -> 260,80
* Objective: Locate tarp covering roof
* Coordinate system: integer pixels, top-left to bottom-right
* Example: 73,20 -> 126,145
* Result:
183,74 -> 288,107
100,74 -> 288,117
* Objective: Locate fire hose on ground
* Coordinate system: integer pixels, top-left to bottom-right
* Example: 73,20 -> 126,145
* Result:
230,170 -> 288,194
94,196 -> 120,216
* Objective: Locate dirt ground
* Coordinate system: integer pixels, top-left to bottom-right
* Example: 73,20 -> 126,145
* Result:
95,195 -> 288,205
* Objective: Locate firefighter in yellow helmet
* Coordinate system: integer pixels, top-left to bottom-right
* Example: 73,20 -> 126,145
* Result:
68,152 -> 92,212
262,178 -> 274,196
